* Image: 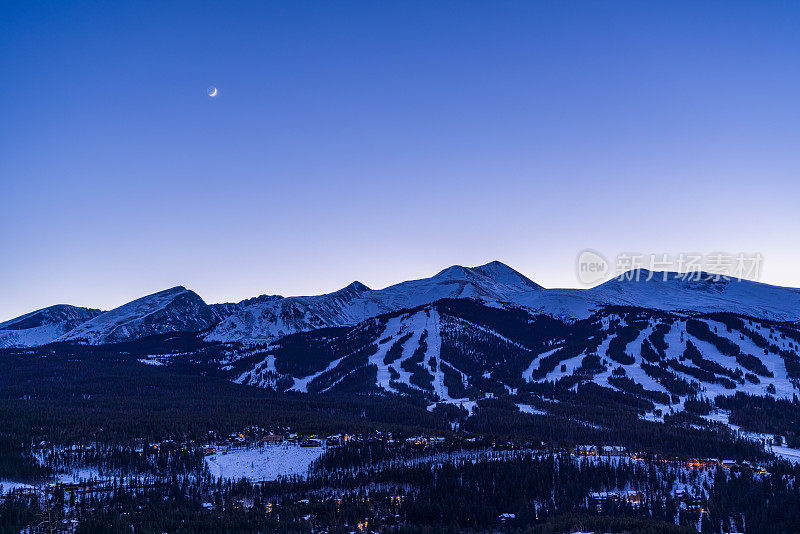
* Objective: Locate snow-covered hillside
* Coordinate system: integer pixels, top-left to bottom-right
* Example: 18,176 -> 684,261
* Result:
0,305 -> 102,348
206,261 -> 543,343
57,287 -> 219,345
507,270 -> 800,323
230,299 -> 800,419
209,264 -> 800,343
585,270 -> 800,322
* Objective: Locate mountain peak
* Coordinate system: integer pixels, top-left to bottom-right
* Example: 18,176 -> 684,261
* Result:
57,286 -> 217,345
344,281 -> 371,293
433,265 -> 472,280
471,260 -> 543,291
475,260 -> 511,270
327,281 -> 372,298
161,285 -> 189,294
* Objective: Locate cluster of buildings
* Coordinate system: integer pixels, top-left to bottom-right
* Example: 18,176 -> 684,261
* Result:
589,488 -> 715,515
589,490 -> 647,512
572,445 -> 771,474
572,444 -> 627,457
198,427 -> 459,454
198,427 -> 327,455
673,488 -> 706,515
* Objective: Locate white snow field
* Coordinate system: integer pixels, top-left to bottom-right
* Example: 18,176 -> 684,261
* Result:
204,444 -> 324,481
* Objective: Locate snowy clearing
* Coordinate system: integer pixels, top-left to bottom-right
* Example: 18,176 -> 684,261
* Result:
204,444 -> 324,481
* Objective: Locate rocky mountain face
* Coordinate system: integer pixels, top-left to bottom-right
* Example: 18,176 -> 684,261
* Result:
206,264 -> 800,344
0,304 -> 102,348
206,261 -> 543,343
57,286 -> 219,345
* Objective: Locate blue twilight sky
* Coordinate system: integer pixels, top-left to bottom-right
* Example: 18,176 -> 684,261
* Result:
1,1 -> 799,320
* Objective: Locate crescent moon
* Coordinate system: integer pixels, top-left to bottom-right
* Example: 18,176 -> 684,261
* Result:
207,86 -> 218,98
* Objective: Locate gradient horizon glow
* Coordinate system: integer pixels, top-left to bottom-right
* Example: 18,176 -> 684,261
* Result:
2,1 -> 799,321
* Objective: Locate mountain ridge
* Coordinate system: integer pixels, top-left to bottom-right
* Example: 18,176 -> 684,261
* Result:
205,261 -> 545,343
56,286 -> 219,345
0,304 -> 103,348
3,261 -> 800,348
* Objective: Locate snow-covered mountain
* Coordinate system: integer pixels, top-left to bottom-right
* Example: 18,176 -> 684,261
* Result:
584,270 -> 800,322
57,286 -> 219,345
206,261 -> 543,343
0,305 -> 102,348
6,260 -> 800,347
230,298 -> 800,421
209,263 -> 800,343
4,261 -> 800,425
495,270 -> 800,323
